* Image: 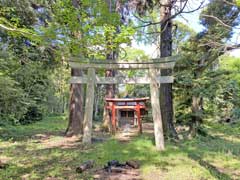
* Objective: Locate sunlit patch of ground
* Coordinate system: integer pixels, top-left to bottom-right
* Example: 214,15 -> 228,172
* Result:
31,134 -> 82,149
94,168 -> 142,180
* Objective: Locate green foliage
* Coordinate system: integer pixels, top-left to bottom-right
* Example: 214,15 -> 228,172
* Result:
0,0 -> 239,132
44,0 -> 135,58
0,0 -> 71,124
172,21 -> 196,54
218,56 -> 240,119
13,62 -> 52,124
0,48 -> 67,124
0,76 -> 30,124
174,0 -> 240,126
0,0 -> 41,41
175,53 -> 240,124
220,56 -> 240,84
200,0 -> 240,48
237,0 -> 240,6
0,0 -> 137,125
119,48 -> 150,97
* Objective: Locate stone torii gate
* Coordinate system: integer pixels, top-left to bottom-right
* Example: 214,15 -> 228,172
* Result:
69,56 -> 178,150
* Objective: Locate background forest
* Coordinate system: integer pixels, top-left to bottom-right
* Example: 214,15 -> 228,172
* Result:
0,0 -> 239,130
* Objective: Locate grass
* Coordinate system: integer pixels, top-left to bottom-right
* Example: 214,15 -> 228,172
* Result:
0,116 -> 67,141
0,116 -> 240,180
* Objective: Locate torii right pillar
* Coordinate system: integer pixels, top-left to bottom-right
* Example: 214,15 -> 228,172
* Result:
149,68 -> 165,151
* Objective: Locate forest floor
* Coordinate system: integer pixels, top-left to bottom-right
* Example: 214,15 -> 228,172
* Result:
0,116 -> 240,180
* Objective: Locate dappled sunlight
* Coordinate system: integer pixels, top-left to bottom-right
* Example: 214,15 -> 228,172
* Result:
0,116 -> 67,142
32,135 -> 82,150
1,116 -> 240,179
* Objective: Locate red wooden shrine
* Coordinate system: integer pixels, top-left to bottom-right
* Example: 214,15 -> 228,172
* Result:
105,97 -> 149,134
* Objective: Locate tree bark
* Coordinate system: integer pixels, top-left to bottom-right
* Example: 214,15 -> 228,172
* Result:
102,0 -> 117,132
65,69 -> 84,136
65,0 -> 85,137
189,52 -> 205,137
102,54 -> 116,132
159,0 -> 178,138
189,96 -> 203,137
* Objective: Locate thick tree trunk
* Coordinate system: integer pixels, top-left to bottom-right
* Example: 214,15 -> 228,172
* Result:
102,0 -> 117,132
66,0 -> 85,137
65,69 -> 84,136
160,0 -> 178,138
102,55 -> 116,132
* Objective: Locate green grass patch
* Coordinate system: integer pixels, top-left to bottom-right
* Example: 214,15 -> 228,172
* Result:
0,116 -> 67,141
0,116 -> 240,179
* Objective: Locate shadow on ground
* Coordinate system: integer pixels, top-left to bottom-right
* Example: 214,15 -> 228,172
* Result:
1,119 -> 240,180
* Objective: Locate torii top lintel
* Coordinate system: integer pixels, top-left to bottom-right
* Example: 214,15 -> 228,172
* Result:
69,55 -> 179,70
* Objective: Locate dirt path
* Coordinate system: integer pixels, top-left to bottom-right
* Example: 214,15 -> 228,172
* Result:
115,123 -> 154,143
93,168 -> 142,180
19,123 -> 154,180
115,125 -> 139,143
92,123 -> 154,180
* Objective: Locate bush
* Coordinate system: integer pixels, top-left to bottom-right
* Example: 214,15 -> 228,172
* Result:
0,61 -> 57,125
0,76 -> 30,124
19,105 -> 43,124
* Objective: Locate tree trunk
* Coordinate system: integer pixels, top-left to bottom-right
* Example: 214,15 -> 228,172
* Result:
66,0 -> 85,137
189,53 -> 205,137
102,0 -> 117,132
65,69 -> 84,136
189,95 -> 203,137
189,96 -> 201,137
102,56 -> 116,131
159,0 -> 178,138
62,95 -> 65,114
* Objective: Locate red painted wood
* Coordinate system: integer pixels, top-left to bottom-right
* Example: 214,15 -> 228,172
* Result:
106,105 -> 146,110
136,102 -> 142,134
106,97 -> 149,102
112,103 -> 116,134
105,97 -> 149,134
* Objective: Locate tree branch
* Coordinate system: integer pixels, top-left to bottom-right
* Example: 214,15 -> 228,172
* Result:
134,0 -> 205,28
201,14 -> 233,29
0,24 -> 34,36
222,0 -> 237,6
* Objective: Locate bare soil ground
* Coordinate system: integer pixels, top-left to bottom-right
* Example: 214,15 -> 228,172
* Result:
115,123 -> 154,143
92,123 -> 154,180
93,168 -> 142,180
